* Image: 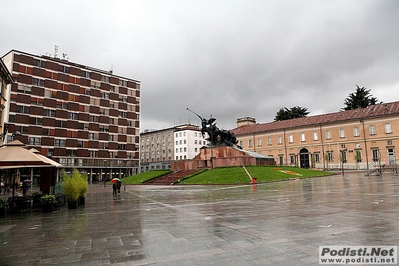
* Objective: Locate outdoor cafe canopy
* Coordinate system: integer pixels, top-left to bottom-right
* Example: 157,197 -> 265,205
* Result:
0,140 -> 61,169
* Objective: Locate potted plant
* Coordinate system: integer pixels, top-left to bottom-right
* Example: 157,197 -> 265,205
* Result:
75,170 -> 88,206
40,194 -> 57,212
61,169 -> 80,209
32,191 -> 43,208
0,198 -> 7,217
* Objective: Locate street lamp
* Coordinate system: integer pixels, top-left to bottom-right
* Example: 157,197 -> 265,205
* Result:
340,149 -> 347,176
376,149 -> 382,176
123,159 -> 128,191
103,159 -> 107,188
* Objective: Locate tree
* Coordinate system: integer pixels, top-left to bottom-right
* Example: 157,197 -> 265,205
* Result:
274,106 -> 309,121
343,85 -> 380,110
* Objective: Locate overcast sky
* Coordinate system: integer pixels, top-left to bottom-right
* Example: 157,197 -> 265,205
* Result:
1,0 -> 399,131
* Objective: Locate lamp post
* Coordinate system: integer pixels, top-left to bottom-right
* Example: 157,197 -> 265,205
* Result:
103,159 -> 107,188
340,149 -> 347,176
377,149 -> 382,176
123,159 -> 128,191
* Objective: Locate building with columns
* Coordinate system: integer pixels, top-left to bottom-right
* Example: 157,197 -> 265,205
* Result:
231,102 -> 399,172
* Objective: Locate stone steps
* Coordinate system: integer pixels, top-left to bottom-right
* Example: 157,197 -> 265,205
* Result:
144,169 -> 198,185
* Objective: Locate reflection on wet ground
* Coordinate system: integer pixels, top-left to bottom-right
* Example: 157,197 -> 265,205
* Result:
1,172 -> 399,265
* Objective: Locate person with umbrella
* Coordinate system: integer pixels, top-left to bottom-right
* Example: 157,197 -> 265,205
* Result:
111,178 -> 122,195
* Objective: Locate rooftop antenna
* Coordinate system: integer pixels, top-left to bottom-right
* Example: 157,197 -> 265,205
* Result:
54,45 -> 58,58
62,53 -> 69,60
110,64 -> 113,74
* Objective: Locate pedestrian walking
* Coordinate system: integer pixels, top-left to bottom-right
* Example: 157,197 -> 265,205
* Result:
112,182 -> 117,196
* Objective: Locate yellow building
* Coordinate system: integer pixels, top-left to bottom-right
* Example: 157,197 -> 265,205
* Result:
231,102 -> 399,172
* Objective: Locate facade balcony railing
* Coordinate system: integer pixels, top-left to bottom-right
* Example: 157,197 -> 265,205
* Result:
53,157 -> 137,168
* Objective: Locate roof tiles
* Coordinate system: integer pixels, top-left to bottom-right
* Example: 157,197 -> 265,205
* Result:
231,101 -> 399,136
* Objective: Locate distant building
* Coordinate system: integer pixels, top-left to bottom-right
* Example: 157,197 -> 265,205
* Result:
0,58 -> 13,144
231,102 -> 399,172
2,50 -> 140,182
140,124 -> 208,172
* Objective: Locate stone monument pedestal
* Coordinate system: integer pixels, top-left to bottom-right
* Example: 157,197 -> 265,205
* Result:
171,145 -> 275,171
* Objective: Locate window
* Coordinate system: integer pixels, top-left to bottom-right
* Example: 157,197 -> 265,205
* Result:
301,133 -> 305,142
278,136 -> 283,145
313,132 -> 318,141
326,151 -> 333,162
372,149 -> 380,162
355,150 -> 362,162
101,75 -> 110,83
326,130 -> 331,139
44,109 -> 55,117
101,92 -> 109,99
385,123 -> 392,134
32,78 -> 44,87
119,80 -> 127,87
288,135 -> 293,143
59,65 -> 69,73
257,138 -> 262,147
314,153 -> 320,162
17,85 -> 31,94
339,129 -> 345,138
69,113 -> 79,120
81,70 -> 90,78
16,105 -> 30,114
353,127 -> 360,137
341,150 -> 347,163
290,154 -> 295,164
248,139 -> 252,147
54,139 -> 66,147
369,125 -> 376,135
33,59 -> 46,68
90,81 -> 100,88
29,117 -> 42,125
28,137 -> 41,146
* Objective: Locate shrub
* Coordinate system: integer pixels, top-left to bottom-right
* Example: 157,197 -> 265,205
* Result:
61,169 -> 80,201
61,169 -> 88,201
40,194 -> 57,204
0,198 -> 7,209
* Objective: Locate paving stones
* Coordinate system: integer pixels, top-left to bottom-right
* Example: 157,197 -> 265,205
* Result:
1,173 -> 399,265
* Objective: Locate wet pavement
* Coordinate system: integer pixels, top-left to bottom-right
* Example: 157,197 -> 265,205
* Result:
1,172 -> 399,265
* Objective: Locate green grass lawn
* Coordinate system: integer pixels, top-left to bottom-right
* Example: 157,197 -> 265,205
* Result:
122,167 -> 333,185
178,166 -> 333,185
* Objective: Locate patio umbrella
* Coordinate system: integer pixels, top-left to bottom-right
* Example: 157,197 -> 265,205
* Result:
0,140 -> 52,168
111,178 -> 122,183
29,148 -> 63,168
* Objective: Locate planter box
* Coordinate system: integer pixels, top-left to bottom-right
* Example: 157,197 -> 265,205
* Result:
42,203 -> 56,213
0,207 -> 6,217
78,196 -> 85,206
68,200 -> 78,209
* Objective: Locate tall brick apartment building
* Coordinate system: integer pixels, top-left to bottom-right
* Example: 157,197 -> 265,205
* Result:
1,50 -> 140,181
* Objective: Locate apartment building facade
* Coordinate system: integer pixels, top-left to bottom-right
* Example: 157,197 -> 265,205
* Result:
0,58 -> 13,143
231,102 -> 399,171
140,124 -> 207,172
2,50 -> 140,181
